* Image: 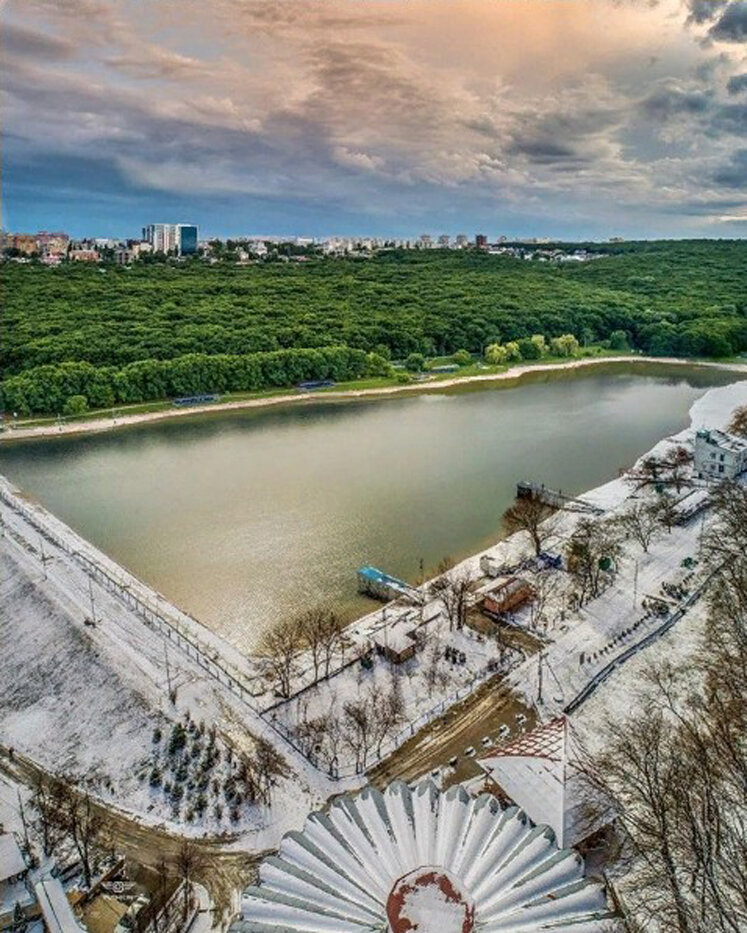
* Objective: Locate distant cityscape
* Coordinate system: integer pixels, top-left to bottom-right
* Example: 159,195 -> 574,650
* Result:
1,224 -> 625,266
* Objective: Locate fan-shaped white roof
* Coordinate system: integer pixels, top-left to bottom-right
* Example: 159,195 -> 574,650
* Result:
232,781 -> 615,932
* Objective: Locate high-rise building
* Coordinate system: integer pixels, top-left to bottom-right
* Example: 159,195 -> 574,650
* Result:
475,233 -> 488,249
178,225 -> 198,255
437,233 -> 450,247
455,234 -> 469,247
142,223 -> 198,255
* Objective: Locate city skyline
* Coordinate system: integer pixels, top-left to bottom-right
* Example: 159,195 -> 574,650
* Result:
2,0 -> 747,239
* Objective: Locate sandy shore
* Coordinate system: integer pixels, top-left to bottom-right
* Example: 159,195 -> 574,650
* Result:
3,354 -> 746,442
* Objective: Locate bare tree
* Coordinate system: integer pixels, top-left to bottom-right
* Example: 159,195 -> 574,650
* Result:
298,607 -> 335,682
528,568 -> 562,631
342,695 -> 377,771
174,841 -> 202,921
153,856 -> 172,933
259,615 -> 305,698
502,496 -> 557,556
727,404 -> 747,438
428,556 -> 455,597
374,669 -> 407,752
628,447 -> 692,494
30,775 -> 66,858
616,500 -> 662,553
586,483 -> 747,932
252,737 -> 287,805
58,782 -> 102,889
655,493 -> 679,533
566,518 -> 623,605
437,568 -> 474,631
664,445 -> 693,494
627,454 -> 666,491
317,609 -> 344,678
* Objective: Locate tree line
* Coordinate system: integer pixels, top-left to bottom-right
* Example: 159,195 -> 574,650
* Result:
3,241 -> 746,414
3,241 -> 746,375
0,345 -> 389,416
586,481 -> 747,931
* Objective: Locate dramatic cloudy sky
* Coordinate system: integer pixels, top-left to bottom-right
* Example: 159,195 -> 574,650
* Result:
2,0 -> 747,238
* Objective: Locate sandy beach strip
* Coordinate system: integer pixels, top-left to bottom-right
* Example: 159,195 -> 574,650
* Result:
3,354 -> 746,442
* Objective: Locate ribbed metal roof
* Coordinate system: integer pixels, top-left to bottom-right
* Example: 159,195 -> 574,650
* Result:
232,781 -> 615,932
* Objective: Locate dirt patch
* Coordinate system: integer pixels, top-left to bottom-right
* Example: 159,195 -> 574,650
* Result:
368,676 -> 537,789
0,750 -> 260,924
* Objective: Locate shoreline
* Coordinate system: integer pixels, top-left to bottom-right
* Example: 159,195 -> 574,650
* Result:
3,354 -> 747,443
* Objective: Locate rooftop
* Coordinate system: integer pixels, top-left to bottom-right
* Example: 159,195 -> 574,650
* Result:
696,428 -> 747,453
35,877 -> 85,933
0,834 -> 26,882
478,718 -> 608,849
231,780 -> 615,931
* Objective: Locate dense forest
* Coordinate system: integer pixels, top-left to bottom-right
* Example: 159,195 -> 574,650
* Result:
2,240 -> 745,415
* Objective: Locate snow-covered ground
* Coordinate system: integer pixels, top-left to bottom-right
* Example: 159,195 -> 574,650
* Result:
0,499 -> 357,846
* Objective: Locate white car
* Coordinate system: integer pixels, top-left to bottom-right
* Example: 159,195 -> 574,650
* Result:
464,746 -> 476,758
498,724 -> 511,739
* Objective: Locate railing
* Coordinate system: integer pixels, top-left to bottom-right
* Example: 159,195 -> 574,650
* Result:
0,479 -> 333,779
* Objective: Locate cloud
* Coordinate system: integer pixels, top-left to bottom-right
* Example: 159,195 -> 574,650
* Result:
3,0 -> 747,235
0,21 -> 75,59
333,147 -> 385,173
104,45 -> 212,80
686,0 -> 729,24
727,72 -> 747,92
709,1 -> 747,41
639,81 -> 713,119
713,147 -> 747,184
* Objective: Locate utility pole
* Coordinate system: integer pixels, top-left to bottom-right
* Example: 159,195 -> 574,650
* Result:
38,537 -> 50,579
17,789 -> 30,851
163,640 -> 173,699
633,559 -> 639,609
87,577 -> 98,625
537,651 -> 544,705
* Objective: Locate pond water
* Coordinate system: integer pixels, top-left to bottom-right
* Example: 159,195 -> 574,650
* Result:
0,363 -> 738,651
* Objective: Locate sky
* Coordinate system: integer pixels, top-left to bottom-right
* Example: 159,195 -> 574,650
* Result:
2,0 -> 747,240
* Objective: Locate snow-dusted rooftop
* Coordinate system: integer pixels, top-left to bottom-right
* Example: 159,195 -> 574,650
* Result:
0,834 -> 26,882
478,717 -> 606,850
34,877 -> 85,933
232,781 -> 615,931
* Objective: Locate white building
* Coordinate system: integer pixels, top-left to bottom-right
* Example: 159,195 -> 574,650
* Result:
142,223 -> 198,256
231,780 -> 614,931
35,877 -> 87,933
693,428 -> 747,481
0,833 -> 30,929
478,717 -> 610,850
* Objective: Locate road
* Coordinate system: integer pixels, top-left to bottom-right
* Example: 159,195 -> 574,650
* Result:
0,748 -> 260,925
369,675 -> 536,789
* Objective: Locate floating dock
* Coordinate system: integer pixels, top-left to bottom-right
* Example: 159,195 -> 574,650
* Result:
517,481 -> 604,515
357,566 -> 420,602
